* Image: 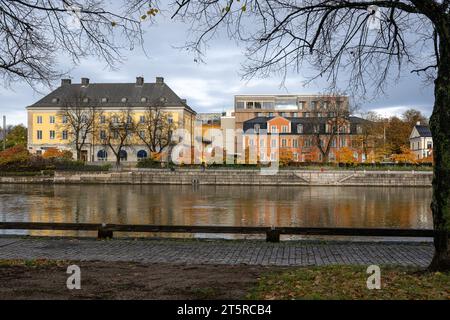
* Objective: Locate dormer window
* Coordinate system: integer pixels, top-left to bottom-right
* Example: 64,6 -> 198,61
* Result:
121,97 -> 128,103
141,97 -> 147,103
52,98 -> 59,103
254,124 -> 260,133
83,97 -> 89,103
101,97 -> 108,103
297,124 -> 304,134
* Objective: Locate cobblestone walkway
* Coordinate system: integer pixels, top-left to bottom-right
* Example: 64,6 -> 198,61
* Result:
0,237 -> 434,267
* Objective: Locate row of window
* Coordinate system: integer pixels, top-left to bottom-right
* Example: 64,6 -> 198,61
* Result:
237,100 -> 343,111
253,124 -> 353,134
36,130 -> 152,141
51,97 -> 152,104
248,137 -> 349,148
35,115 -> 174,125
96,149 -> 148,161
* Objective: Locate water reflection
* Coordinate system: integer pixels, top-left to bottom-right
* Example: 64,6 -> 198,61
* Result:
0,184 -> 432,237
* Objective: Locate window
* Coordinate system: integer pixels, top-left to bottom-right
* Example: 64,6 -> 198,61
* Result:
356,125 -> 363,134
141,97 -> 147,103
139,115 -> 145,123
100,130 -> 106,140
49,116 -> 55,124
271,125 -> 278,133
304,112 -> 311,118
246,102 -> 254,109
100,115 -> 106,124
137,150 -> 148,160
427,142 -> 433,149
271,139 -> 277,148
101,97 -> 108,103
281,113 -> 290,118
37,116 -> 43,124
97,150 -> 108,161
119,150 -> 127,161
254,124 -> 260,133
275,98 -> 297,110
340,137 -> 347,147
254,102 -> 262,109
113,130 -> 119,139
52,98 -> 59,103
298,102 -> 305,110
293,112 -> 299,117
37,130 -> 43,140
313,125 -> 320,133
281,139 -> 287,147
62,116 -> 68,124
310,101 -> 318,110
49,130 -> 55,140
262,102 -> 274,109
168,116 -> 173,124
304,139 -> 311,147
293,139 -> 298,148
331,138 -> 337,148
112,116 -> 118,123
293,153 -> 299,161
282,125 -> 289,133
236,101 -> 245,109
139,131 -> 145,138
268,113 -> 274,117
121,97 -> 128,103
127,116 -> 133,124
297,124 -> 303,134
62,131 -> 68,140
83,98 -> 89,103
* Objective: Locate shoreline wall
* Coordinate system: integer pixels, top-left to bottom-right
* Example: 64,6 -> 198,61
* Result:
0,169 -> 433,186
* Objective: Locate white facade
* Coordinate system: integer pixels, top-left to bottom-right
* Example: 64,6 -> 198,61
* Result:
410,125 -> 433,160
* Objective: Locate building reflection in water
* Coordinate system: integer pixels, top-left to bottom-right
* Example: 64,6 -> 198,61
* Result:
0,184 -> 433,238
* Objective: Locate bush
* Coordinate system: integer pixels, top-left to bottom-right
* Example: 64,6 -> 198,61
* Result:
0,145 -> 30,167
137,158 -> 162,168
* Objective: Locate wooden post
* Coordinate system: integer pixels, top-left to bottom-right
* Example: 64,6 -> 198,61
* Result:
98,225 -> 113,240
266,229 -> 280,243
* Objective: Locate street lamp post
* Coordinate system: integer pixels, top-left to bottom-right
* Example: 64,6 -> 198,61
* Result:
2,115 -> 6,151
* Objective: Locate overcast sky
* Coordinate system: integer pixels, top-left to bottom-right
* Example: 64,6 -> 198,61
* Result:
0,13 -> 435,126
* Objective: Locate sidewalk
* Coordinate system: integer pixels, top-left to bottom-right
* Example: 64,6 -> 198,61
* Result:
0,237 -> 434,267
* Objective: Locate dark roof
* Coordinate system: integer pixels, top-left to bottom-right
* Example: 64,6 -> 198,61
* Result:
28,80 -> 195,113
415,125 -> 432,137
243,116 -> 367,135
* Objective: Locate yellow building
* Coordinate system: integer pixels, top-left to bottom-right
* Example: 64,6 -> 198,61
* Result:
27,77 -> 196,162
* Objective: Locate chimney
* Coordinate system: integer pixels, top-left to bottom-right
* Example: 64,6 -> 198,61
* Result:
136,76 -> 144,86
181,99 -> 187,104
61,79 -> 72,86
156,77 -> 164,84
81,78 -> 90,86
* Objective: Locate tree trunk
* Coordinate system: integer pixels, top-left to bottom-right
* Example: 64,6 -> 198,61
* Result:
429,33 -> 450,271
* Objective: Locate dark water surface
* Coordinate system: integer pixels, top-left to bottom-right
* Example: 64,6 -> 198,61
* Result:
0,184 -> 433,238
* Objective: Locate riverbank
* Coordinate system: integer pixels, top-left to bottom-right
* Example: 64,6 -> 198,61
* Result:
0,260 -> 447,300
0,169 -> 433,186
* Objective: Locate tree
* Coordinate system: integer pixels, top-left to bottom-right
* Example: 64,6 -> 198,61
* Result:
335,147 -> 357,165
59,93 -> 101,161
385,116 -> 412,155
402,109 -> 429,128
166,0 -> 450,270
42,148 -> 73,160
101,109 -> 137,167
137,102 -> 176,155
0,0 -> 159,87
0,124 -> 27,151
357,112 -> 386,161
392,146 -> 418,164
310,95 -> 352,163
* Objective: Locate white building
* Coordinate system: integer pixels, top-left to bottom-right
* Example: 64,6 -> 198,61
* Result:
410,122 -> 433,160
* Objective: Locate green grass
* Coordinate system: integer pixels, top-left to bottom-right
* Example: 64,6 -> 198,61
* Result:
248,266 -> 449,300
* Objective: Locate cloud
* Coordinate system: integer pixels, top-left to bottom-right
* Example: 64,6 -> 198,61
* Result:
0,13 -> 435,125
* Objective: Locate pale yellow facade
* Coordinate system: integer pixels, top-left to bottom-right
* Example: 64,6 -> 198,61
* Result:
27,107 -> 195,162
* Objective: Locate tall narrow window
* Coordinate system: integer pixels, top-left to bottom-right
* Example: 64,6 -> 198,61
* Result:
49,130 -> 56,140
37,130 -> 43,140
49,116 -> 55,124
62,131 -> 68,140
37,116 -> 43,124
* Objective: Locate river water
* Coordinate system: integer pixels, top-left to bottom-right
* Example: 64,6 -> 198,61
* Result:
0,184 -> 433,238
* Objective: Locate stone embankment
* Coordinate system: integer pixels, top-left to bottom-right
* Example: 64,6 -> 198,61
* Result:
0,169 -> 433,186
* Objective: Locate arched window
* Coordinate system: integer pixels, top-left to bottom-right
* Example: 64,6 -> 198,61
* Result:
97,150 -> 107,161
119,150 -> 128,161
137,150 -> 148,161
